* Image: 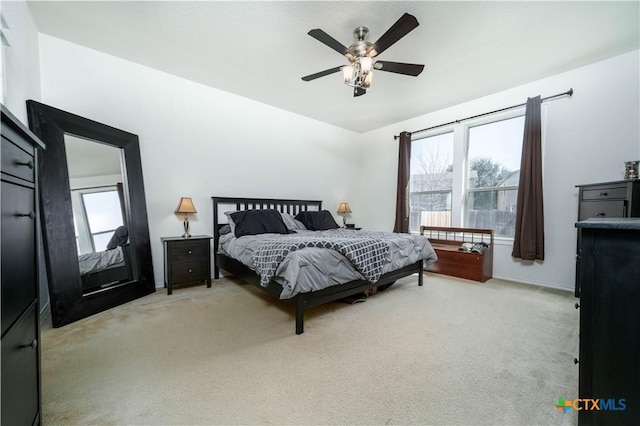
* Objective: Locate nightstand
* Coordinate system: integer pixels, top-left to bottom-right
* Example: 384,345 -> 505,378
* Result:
161,235 -> 212,295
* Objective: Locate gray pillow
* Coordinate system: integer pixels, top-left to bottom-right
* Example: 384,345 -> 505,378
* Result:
224,211 -> 237,234
281,212 -> 301,232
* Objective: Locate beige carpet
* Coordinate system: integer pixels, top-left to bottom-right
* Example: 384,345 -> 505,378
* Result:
40,273 -> 579,425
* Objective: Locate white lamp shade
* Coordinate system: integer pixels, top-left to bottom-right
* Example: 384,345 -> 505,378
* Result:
363,70 -> 373,88
175,197 -> 197,214
342,65 -> 355,83
359,56 -> 373,74
337,202 -> 352,214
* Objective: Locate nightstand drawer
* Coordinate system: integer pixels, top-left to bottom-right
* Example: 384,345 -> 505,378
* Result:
582,186 -> 628,201
162,235 -> 212,294
579,200 -> 626,220
171,261 -> 209,283
170,241 -> 209,262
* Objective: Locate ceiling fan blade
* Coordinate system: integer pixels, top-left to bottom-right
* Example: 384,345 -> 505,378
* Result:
301,66 -> 342,82
370,13 -> 419,56
375,61 -> 424,76
354,86 -> 367,97
307,29 -> 349,56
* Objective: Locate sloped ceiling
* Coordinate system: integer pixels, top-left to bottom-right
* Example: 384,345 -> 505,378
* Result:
28,1 -> 639,133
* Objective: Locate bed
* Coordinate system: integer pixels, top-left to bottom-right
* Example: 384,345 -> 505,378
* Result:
212,196 -> 437,334
79,226 -> 133,292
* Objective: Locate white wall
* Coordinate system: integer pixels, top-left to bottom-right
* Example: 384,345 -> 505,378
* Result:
38,34 -> 361,286
0,0 -> 40,121
356,50 -> 640,290
31,31 -> 640,292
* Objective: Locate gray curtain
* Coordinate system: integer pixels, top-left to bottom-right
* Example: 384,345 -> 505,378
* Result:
393,131 -> 411,233
512,96 -> 544,260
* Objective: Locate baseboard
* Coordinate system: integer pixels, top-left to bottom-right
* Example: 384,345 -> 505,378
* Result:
492,274 -> 574,293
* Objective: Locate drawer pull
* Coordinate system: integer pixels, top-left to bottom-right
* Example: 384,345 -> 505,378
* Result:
188,250 -> 192,254
599,192 -> 608,196
16,160 -> 34,169
188,269 -> 193,273
575,303 -> 580,309
16,211 -> 36,220
20,339 -> 38,350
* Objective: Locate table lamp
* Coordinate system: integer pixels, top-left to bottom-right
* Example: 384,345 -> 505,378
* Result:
337,202 -> 352,228
175,197 -> 197,238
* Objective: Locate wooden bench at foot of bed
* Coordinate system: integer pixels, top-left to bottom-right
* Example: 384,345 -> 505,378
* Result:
420,226 -> 493,283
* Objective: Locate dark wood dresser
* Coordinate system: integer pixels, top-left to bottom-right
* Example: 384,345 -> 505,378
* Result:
162,236 -> 212,295
575,218 -> 640,425
576,180 -> 640,221
575,180 -> 640,297
1,104 -> 45,425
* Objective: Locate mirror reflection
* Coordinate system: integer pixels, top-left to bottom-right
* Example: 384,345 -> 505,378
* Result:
64,134 -> 135,294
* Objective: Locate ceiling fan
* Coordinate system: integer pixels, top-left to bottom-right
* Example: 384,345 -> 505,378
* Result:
301,13 -> 425,97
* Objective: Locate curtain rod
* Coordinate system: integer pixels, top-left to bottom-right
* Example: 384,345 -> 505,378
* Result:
393,88 -> 573,140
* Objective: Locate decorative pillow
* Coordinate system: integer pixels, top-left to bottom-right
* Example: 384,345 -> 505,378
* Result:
224,211 -> 238,234
294,210 -> 339,231
219,224 -> 231,235
230,209 -> 291,237
293,218 -> 307,230
106,226 -> 128,250
280,212 -> 300,232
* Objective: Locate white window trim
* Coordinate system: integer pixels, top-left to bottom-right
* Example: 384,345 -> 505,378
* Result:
71,185 -> 119,254
410,106 -> 536,239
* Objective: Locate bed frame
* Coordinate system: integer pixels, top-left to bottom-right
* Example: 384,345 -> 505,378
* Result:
81,243 -> 134,293
212,196 -> 423,334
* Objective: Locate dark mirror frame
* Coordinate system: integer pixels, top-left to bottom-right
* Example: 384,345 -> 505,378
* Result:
26,100 -> 155,327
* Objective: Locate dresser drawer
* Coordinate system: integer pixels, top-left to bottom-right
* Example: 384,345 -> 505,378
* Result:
1,181 -> 36,336
1,303 -> 39,426
1,136 -> 35,183
171,261 -> 209,283
579,200 -> 626,221
582,185 -> 628,201
170,241 -> 209,263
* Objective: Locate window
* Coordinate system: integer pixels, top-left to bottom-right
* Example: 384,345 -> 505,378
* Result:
407,111 -> 527,238
465,116 -> 524,237
409,132 -> 454,231
82,189 -> 124,252
71,187 -> 123,254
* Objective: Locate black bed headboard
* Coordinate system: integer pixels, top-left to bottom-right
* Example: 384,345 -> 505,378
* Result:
211,196 -> 322,256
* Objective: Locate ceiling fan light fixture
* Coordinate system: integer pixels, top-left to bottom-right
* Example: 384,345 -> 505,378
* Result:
302,13 -> 423,97
342,65 -> 355,83
358,56 -> 373,74
363,70 -> 373,88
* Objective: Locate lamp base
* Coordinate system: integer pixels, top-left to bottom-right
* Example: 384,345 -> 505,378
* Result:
182,218 -> 191,238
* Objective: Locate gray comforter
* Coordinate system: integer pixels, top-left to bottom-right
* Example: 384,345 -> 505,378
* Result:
78,246 -> 125,275
219,229 -> 437,299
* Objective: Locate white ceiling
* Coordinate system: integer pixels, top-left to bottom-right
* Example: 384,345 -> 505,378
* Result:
28,1 -> 639,133
65,134 -> 122,179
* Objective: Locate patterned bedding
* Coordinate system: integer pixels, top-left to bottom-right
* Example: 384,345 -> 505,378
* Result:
219,229 -> 437,299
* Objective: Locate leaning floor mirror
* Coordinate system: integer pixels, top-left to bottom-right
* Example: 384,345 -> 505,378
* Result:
27,100 -> 155,327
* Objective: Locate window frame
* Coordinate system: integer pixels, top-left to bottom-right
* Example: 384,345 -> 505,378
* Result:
409,128 -> 455,232
71,185 -> 122,253
408,107 -> 532,243
462,110 -> 526,240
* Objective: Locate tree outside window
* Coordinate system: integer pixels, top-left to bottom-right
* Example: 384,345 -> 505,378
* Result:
409,132 -> 454,231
